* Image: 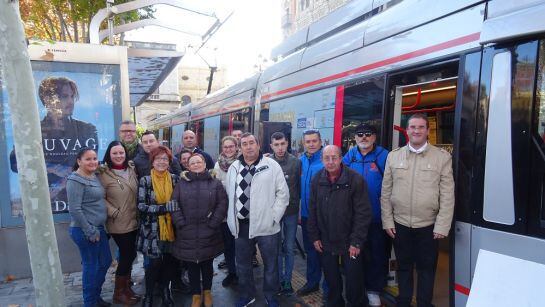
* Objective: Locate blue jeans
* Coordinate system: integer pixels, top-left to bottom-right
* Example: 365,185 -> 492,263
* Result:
69,227 -> 112,307
278,214 -> 297,285
235,220 -> 279,301
301,217 -> 328,292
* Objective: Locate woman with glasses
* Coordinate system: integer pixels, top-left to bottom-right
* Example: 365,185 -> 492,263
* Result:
97,141 -> 140,305
172,153 -> 227,307
213,136 -> 240,287
137,146 -> 180,307
67,147 -> 112,307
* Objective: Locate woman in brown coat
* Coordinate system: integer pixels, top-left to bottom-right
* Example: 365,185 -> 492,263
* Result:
171,153 -> 228,307
98,141 -> 139,305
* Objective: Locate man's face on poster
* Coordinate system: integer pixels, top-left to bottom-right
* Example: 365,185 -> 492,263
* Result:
45,84 -> 75,118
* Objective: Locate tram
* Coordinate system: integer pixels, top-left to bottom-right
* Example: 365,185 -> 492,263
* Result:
148,0 -> 545,305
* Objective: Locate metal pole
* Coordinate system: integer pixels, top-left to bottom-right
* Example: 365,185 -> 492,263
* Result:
206,66 -> 216,94
0,1 -> 65,306
107,0 -> 114,45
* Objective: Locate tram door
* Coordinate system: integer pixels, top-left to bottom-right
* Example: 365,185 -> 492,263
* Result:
387,62 -> 459,306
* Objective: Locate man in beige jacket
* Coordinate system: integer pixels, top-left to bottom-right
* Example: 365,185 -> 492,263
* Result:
381,113 -> 454,307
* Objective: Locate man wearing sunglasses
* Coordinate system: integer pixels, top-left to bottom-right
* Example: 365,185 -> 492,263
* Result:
342,123 -> 389,306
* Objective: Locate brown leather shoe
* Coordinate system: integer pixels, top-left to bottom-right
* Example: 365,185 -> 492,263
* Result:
113,276 -> 139,305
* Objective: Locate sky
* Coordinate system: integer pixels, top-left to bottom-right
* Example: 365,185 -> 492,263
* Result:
123,0 -> 283,84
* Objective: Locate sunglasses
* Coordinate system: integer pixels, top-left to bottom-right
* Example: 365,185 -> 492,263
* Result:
356,132 -> 374,138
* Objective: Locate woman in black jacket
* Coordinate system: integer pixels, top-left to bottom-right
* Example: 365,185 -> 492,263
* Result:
171,153 -> 228,307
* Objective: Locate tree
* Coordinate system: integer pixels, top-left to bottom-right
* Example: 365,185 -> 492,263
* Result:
19,0 -> 154,43
0,1 -> 65,305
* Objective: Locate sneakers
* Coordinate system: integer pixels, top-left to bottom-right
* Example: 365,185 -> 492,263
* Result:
235,297 -> 256,307
367,291 -> 382,307
296,283 -> 319,296
222,273 -> 238,287
279,281 -> 294,296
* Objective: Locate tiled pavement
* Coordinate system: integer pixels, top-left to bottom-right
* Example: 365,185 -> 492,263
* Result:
0,244 -> 324,307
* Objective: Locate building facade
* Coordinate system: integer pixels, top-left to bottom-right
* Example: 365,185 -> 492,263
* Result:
281,0 -> 350,38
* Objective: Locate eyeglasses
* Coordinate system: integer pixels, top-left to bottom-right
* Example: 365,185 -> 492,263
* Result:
120,130 -> 136,134
303,129 -> 320,135
223,145 -> 236,149
356,132 -> 374,138
154,157 -> 169,162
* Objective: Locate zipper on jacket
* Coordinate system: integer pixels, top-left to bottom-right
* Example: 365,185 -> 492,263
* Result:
409,153 -> 417,227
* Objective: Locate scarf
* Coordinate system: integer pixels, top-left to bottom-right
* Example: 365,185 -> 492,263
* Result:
217,151 -> 239,172
150,169 -> 175,242
123,140 -> 139,158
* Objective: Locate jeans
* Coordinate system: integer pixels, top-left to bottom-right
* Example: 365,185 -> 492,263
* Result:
278,214 -> 297,285
70,226 -> 112,307
221,222 -> 237,275
301,217 -> 327,291
364,222 -> 391,292
321,251 -> 367,307
187,259 -> 214,294
235,219 -> 279,301
111,230 -> 137,277
393,222 -> 438,307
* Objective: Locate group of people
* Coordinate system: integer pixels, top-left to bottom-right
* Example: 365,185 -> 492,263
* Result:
66,112 -> 454,307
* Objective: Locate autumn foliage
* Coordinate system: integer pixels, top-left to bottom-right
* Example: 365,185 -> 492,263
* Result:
19,0 -> 154,43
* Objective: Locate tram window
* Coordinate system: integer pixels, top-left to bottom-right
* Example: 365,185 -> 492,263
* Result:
265,87 -> 336,156
220,108 -> 252,144
341,76 -> 385,154
530,40 -> 545,233
187,120 -> 205,149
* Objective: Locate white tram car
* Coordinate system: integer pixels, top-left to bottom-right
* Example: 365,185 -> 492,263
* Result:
149,0 -> 545,305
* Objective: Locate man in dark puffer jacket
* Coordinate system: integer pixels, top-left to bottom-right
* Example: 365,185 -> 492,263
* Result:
308,145 -> 372,307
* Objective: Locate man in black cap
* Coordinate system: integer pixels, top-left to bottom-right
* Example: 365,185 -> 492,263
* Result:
342,123 -> 389,306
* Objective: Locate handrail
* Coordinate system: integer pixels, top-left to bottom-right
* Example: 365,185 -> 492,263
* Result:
402,88 -> 422,111
402,103 -> 455,114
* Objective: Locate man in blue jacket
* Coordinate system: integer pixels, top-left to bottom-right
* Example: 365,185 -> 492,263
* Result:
297,129 -> 327,296
342,123 -> 389,307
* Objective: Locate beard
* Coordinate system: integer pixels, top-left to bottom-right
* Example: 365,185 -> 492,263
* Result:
357,142 -> 371,150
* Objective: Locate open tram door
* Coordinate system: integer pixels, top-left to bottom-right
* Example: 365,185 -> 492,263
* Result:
386,62 -> 459,306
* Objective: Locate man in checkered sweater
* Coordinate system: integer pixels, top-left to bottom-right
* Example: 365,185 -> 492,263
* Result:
226,133 -> 289,307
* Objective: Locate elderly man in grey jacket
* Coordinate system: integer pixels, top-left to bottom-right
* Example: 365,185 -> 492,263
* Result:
227,133 -> 289,307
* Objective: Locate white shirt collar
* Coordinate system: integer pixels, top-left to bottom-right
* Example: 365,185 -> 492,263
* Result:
408,142 -> 428,154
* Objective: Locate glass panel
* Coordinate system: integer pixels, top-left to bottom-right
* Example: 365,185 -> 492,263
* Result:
267,87 -> 336,156
170,123 -> 186,155
188,120 -> 205,149
341,76 -> 385,154
0,61 -> 121,223
204,115 -> 221,160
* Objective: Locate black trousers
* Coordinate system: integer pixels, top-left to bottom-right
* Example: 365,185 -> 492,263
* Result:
111,230 -> 137,277
144,253 -> 177,292
393,222 -> 438,307
187,259 -> 214,295
320,250 -> 367,307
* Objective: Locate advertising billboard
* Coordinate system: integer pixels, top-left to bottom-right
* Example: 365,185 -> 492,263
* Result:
1,61 -> 121,216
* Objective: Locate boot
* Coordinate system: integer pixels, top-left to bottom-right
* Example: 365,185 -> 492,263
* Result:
126,272 -> 142,299
113,276 -> 139,305
161,285 -> 175,307
191,294 -> 202,307
203,290 -> 213,307
142,271 -> 155,307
